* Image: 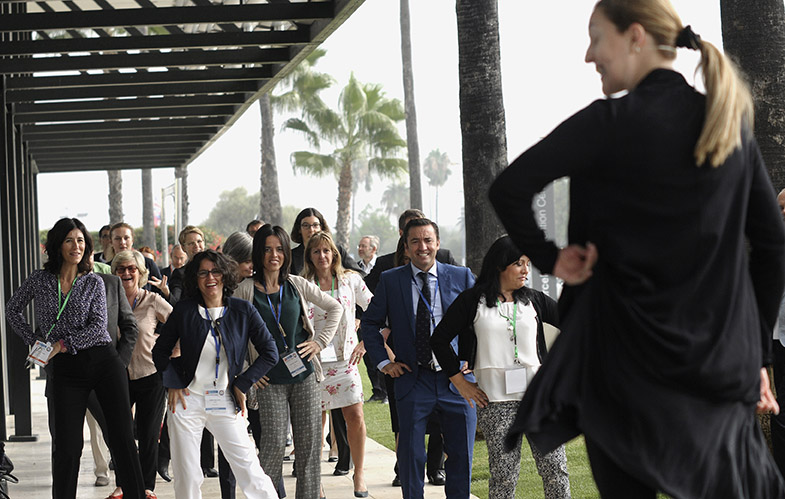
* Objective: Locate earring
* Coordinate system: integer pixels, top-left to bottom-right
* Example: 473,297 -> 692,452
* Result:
634,46 -> 641,53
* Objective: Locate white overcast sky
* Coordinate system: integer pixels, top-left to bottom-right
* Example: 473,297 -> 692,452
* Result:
35,0 -> 722,235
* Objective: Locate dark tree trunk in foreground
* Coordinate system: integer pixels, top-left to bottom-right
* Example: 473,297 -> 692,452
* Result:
401,0 -> 422,211
456,0 -> 507,273
259,94 -> 283,226
107,170 -> 123,224
141,168 -> 156,251
175,165 -> 189,226
721,0 -> 785,191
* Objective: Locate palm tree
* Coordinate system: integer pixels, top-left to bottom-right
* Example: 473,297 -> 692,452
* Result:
141,168 -> 157,252
400,0 -> 423,210
456,0 -> 507,272
282,73 -> 408,248
720,0 -> 785,191
381,181 -> 410,218
258,49 -> 334,226
423,149 -> 452,223
107,170 -> 123,224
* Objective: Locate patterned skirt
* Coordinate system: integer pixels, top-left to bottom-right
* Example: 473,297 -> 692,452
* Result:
319,360 -> 364,411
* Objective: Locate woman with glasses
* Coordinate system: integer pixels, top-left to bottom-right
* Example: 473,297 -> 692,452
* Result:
289,207 -> 362,275
236,224 -> 342,499
152,250 -> 279,499
105,250 -> 173,499
6,218 -> 145,499
431,236 -> 570,499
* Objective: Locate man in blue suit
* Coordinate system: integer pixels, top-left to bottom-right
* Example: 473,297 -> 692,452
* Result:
362,218 -> 476,499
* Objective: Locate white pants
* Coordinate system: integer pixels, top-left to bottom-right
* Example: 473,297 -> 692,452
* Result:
168,390 -> 277,499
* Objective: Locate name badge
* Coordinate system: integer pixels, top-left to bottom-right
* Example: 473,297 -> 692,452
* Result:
320,343 -> 338,363
505,368 -> 528,395
204,388 -> 229,413
27,340 -> 53,368
283,351 -> 307,377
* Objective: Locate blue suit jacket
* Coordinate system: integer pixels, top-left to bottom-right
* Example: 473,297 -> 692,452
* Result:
362,261 -> 475,398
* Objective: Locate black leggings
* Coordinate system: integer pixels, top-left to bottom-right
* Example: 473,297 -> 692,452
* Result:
585,438 -> 656,499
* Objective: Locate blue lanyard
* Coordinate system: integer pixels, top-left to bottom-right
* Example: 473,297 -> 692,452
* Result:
412,272 -> 438,326
263,283 -> 289,349
132,295 -> 138,311
204,306 -> 225,384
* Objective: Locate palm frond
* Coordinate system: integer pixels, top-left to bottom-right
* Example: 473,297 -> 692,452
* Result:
281,117 -> 321,149
368,157 -> 408,177
290,151 -> 338,177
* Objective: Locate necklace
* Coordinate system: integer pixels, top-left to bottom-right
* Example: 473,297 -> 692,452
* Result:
497,299 -> 522,366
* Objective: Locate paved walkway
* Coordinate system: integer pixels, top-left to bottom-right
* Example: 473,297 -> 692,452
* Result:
2,374 -> 474,498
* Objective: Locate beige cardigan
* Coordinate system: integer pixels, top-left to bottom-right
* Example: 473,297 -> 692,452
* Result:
235,275 -> 342,382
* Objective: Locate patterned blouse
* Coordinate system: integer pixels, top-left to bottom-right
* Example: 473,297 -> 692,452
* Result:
309,272 -> 373,363
6,269 -> 110,353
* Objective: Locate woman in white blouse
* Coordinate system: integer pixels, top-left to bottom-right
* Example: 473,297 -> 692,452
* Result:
109,250 -> 173,499
302,231 -> 373,498
431,236 -> 570,499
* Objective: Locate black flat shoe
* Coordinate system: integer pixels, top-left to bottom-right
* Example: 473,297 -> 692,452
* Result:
202,467 -> 219,478
333,468 -> 350,476
327,456 -> 338,463
427,470 -> 446,485
157,464 -> 172,483
391,474 -> 401,487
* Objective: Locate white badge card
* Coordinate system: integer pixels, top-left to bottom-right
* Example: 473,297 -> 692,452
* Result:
283,351 -> 307,377
505,368 -> 528,395
320,343 -> 338,363
204,388 -> 228,413
27,340 -> 53,368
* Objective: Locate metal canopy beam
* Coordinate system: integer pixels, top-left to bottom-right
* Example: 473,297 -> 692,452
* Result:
20,117 -> 227,135
0,28 -> 310,56
15,94 -> 246,114
7,80 -> 259,102
36,160 -> 182,172
28,134 -> 211,147
1,46 -> 290,74
0,2 -> 333,32
13,104 -> 238,123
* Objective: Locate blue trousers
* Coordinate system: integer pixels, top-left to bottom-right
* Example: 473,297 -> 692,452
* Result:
396,369 -> 476,499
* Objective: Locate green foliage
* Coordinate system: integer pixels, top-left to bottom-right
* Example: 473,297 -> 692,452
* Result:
281,205 -> 301,236
381,182 -> 410,218
350,206 -> 399,255
202,187 -> 260,240
423,148 -> 452,187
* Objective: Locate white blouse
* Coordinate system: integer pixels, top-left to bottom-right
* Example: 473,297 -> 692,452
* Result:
474,297 -> 540,402
188,306 -> 230,392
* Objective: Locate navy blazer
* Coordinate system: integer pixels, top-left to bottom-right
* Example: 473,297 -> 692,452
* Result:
362,261 -> 475,398
152,296 -> 279,407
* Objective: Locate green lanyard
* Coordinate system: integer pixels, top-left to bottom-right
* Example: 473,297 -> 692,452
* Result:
315,276 -> 337,300
47,276 -> 77,338
496,299 -> 520,365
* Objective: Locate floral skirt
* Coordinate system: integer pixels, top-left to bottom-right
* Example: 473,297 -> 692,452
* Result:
320,360 -> 363,411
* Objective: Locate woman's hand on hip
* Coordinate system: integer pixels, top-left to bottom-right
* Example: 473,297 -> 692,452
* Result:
757,367 -> 779,415
553,243 -> 598,285
254,376 -> 270,390
450,372 -> 488,409
297,340 -> 321,362
233,386 -> 246,417
167,388 -> 189,413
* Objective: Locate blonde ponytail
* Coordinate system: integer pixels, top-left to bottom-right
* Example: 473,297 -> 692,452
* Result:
694,40 -> 754,167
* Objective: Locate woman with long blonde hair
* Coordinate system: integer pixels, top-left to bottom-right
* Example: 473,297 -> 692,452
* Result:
491,1 -> 785,497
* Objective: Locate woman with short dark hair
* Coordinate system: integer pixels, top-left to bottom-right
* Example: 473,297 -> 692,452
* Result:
152,250 -> 279,499
6,218 -> 145,499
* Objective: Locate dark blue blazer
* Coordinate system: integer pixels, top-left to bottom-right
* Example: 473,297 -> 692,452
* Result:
152,296 -> 279,406
362,261 -> 475,398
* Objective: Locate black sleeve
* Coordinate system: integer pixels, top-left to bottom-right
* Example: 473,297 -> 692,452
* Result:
430,290 -> 477,377
115,280 -> 138,367
339,245 -> 364,275
489,100 -> 611,273
168,268 -> 184,306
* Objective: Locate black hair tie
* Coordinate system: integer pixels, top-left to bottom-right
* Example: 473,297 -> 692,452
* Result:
675,25 -> 702,50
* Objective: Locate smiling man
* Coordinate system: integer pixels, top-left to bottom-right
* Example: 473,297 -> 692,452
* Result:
361,218 -> 476,499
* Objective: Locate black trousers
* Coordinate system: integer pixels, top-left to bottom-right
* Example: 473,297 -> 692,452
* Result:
362,353 -> 387,399
129,373 -> 166,490
49,346 -> 145,499
158,414 -> 170,465
331,408 -> 351,472
773,341 -> 785,476
585,438 -> 656,499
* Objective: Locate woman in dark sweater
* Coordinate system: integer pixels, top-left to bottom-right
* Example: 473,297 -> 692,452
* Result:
431,236 -> 569,499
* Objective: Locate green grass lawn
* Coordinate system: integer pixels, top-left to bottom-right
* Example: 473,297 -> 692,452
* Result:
357,363 -> 602,498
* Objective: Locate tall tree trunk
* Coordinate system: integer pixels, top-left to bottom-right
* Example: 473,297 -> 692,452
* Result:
335,161 -> 353,249
259,94 -> 283,226
175,165 -> 189,226
107,170 -> 123,224
456,0 -> 507,273
141,168 -> 156,252
401,0 -> 422,210
721,0 -> 785,191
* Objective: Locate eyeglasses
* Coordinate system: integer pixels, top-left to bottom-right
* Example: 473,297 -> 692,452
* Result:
196,269 -> 223,279
301,222 -> 321,230
115,266 -> 137,275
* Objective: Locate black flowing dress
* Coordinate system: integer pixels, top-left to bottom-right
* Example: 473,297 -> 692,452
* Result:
490,69 -> 785,498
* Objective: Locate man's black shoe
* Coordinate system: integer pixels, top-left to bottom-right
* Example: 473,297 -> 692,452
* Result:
391,474 -> 401,487
427,470 -> 446,486
366,393 -> 388,403
157,463 -> 172,482
202,467 -> 219,478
